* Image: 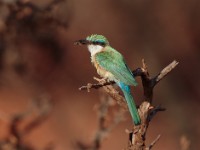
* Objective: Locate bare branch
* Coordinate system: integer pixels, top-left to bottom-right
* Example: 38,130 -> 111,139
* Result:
79,60 -> 178,103
79,60 -> 179,150
147,105 -> 166,122
79,81 -> 114,91
153,60 -> 179,85
146,134 -> 161,150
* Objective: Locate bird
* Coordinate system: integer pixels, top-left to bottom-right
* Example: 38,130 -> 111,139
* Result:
74,34 -> 141,125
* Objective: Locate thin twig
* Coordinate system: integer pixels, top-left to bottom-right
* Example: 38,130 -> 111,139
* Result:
146,134 -> 161,150
153,60 -> 179,84
79,81 -> 114,91
147,105 -> 166,122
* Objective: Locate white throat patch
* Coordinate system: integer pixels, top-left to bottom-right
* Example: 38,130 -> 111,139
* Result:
87,45 -> 103,56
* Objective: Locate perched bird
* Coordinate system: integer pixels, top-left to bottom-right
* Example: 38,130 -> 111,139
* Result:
75,34 -> 141,125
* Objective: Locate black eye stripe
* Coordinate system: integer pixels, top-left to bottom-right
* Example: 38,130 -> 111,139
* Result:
100,42 -> 105,46
92,41 -> 106,46
93,41 -> 98,44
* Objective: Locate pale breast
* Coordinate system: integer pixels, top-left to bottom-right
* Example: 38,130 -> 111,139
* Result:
91,54 -> 115,82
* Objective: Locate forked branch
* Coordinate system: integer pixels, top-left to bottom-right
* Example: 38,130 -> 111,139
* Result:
79,60 -> 179,150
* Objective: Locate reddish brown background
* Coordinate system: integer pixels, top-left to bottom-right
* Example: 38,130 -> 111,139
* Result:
0,0 -> 199,149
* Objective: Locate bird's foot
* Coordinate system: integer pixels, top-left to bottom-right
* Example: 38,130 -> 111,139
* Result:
93,77 -> 107,85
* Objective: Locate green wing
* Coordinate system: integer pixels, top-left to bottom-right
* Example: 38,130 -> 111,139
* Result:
95,47 -> 137,86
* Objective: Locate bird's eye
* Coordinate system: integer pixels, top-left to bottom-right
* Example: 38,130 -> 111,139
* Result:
96,41 -> 100,45
92,41 -> 105,46
100,42 -> 105,46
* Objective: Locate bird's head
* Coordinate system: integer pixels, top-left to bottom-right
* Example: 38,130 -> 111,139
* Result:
75,34 -> 110,55
74,34 -> 109,47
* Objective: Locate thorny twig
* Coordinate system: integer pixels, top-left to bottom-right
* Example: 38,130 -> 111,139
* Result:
79,60 -> 179,150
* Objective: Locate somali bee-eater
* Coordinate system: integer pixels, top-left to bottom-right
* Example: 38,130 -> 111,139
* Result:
75,34 -> 141,125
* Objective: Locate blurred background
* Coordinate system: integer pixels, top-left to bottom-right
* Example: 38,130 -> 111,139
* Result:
0,0 -> 199,149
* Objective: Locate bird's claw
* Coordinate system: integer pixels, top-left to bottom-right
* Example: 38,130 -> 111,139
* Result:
93,77 -> 107,85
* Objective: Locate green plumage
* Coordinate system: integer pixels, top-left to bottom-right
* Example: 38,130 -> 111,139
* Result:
120,84 -> 141,125
95,46 -> 140,125
76,34 -> 141,125
86,34 -> 109,45
95,46 -> 137,86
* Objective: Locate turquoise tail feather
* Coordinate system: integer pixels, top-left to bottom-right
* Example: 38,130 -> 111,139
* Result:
118,82 -> 141,125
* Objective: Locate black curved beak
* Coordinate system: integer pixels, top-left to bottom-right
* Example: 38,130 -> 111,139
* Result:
74,39 -> 89,45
